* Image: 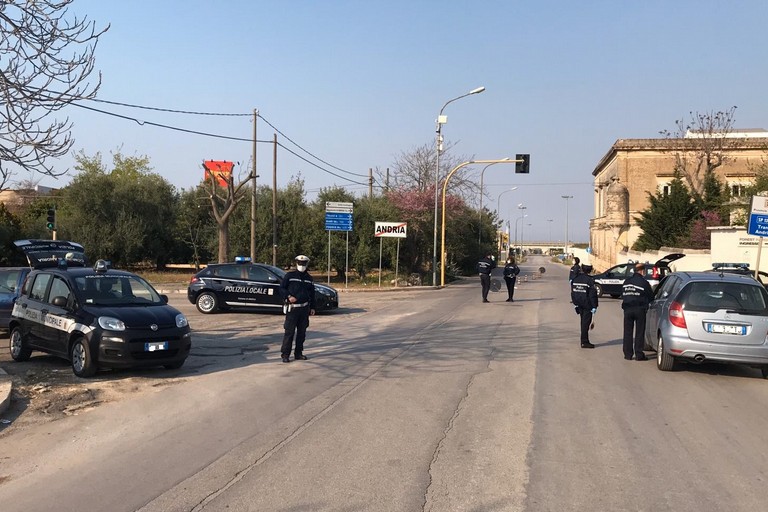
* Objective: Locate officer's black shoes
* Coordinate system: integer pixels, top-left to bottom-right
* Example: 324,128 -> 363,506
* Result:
295,354 -> 308,360
635,354 -> 648,361
281,356 -> 290,363
483,299 -> 490,303
506,298 -> 514,302
624,356 -> 633,360
581,342 -> 595,349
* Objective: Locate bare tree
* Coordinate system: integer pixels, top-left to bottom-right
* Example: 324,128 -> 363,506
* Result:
0,1 -> 109,189
659,106 -> 740,200
202,161 -> 251,263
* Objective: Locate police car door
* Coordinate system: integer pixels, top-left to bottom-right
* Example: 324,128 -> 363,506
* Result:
245,265 -> 282,310
21,272 -> 54,349
42,275 -> 76,358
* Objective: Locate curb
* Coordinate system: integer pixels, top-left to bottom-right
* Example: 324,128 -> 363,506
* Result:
0,366 -> 11,418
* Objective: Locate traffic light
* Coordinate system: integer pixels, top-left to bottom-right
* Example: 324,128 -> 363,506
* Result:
515,154 -> 530,174
46,208 -> 56,231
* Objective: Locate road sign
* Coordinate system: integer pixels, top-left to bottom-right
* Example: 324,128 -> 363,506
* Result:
748,196 -> 768,237
325,212 -> 353,231
374,222 -> 407,238
325,201 -> 353,213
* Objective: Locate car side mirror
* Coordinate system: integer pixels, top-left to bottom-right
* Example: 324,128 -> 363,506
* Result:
160,294 -> 169,304
51,296 -> 68,307
268,276 -> 279,282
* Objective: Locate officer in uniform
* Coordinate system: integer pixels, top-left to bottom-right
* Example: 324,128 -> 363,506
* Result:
569,256 -> 581,283
570,263 -> 598,348
503,256 -> 520,302
621,262 -> 654,361
279,255 -> 316,363
477,252 -> 496,303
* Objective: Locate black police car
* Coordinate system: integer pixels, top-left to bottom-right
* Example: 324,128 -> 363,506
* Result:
8,240 -> 191,377
187,257 -> 339,314
592,253 -> 685,298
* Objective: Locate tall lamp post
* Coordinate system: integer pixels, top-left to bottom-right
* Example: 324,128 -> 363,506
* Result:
547,218 -> 554,245
516,205 -> 527,254
478,162 -> 506,246
494,187 -> 517,257
432,86 -> 486,287
562,195 -> 573,258
441,158 -> 514,287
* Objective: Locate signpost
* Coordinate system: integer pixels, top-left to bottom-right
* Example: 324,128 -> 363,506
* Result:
748,195 -> 768,279
374,222 -> 407,287
325,202 -> 353,287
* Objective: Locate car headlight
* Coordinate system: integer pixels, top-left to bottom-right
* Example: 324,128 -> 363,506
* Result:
98,316 -> 125,331
316,286 -> 332,297
176,314 -> 189,328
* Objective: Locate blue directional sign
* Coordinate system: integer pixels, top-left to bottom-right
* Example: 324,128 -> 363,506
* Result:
325,212 -> 353,231
748,195 -> 768,237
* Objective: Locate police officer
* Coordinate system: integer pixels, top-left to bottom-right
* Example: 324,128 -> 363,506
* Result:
477,252 -> 496,303
503,256 -> 520,302
279,255 -> 316,363
569,256 -> 581,283
621,262 -> 654,361
570,263 -> 598,348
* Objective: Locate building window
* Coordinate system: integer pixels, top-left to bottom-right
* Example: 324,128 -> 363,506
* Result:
662,185 -> 670,197
731,184 -> 745,197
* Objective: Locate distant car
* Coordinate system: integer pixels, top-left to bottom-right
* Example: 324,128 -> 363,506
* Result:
187,258 -> 339,314
592,253 -> 685,298
0,267 -> 30,330
8,242 -> 191,377
645,271 -> 768,377
706,262 -> 768,289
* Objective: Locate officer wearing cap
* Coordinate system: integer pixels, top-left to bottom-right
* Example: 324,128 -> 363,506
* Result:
570,263 -> 598,348
477,251 -> 496,303
621,262 -> 654,361
278,255 -> 316,363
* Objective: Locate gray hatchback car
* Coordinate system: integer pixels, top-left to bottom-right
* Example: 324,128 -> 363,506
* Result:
645,271 -> 768,377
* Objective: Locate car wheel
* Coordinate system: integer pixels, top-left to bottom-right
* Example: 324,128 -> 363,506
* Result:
610,294 -> 621,299
656,334 -> 675,371
71,337 -> 97,378
761,367 -> 768,379
9,327 -> 31,362
196,292 -> 219,314
164,359 -> 185,370
594,283 -> 603,297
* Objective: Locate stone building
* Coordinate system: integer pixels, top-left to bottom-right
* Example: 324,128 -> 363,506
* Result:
589,130 -> 768,271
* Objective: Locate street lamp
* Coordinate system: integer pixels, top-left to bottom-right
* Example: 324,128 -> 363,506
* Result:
496,187 -> 518,220
441,158 -> 513,287
432,86 -> 486,287
562,195 -> 573,258
478,162 -> 507,246
516,204 -> 527,254
547,219 -> 554,244
515,213 -> 528,254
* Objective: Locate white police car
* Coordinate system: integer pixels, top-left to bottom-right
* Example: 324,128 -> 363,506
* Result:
187,257 -> 339,314
592,253 -> 685,298
8,240 -> 191,377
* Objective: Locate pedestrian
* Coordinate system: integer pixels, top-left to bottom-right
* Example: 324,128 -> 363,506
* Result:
621,262 -> 654,361
279,254 -> 316,363
503,256 -> 520,302
570,263 -> 598,348
477,251 -> 496,303
569,256 -> 581,283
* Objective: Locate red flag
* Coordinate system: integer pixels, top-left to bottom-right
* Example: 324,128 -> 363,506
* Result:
202,160 -> 234,187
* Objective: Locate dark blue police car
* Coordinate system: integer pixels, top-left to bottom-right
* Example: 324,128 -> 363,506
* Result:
8,240 -> 191,377
187,257 -> 339,314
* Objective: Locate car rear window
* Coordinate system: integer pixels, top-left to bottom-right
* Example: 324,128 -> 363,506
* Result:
680,281 -> 768,314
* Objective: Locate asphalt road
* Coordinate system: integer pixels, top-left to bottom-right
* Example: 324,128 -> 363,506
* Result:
1,256 -> 768,511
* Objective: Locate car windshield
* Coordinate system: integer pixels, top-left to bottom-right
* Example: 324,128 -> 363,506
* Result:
74,274 -> 164,305
0,269 -> 21,293
681,281 -> 768,314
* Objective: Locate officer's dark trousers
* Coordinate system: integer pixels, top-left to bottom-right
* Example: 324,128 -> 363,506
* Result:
579,310 -> 593,343
622,306 -> 647,358
505,276 -> 516,300
480,274 -> 491,300
281,307 -> 310,358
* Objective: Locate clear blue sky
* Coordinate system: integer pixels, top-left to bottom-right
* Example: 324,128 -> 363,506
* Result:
32,0 -> 768,243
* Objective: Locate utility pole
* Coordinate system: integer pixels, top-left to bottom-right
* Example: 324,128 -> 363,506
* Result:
369,168 -> 373,198
250,109 -> 258,261
272,133 -> 278,266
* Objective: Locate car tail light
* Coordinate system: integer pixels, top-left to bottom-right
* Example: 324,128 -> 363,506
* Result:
189,276 -> 200,284
669,301 -> 687,329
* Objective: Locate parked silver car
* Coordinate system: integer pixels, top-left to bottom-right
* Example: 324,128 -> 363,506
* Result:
645,271 -> 768,377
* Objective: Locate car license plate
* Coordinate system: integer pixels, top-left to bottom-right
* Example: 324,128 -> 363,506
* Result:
145,341 -> 168,352
706,323 -> 746,335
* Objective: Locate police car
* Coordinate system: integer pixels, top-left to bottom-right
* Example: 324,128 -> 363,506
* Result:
8,240 -> 191,377
187,257 -> 339,314
592,253 -> 685,298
